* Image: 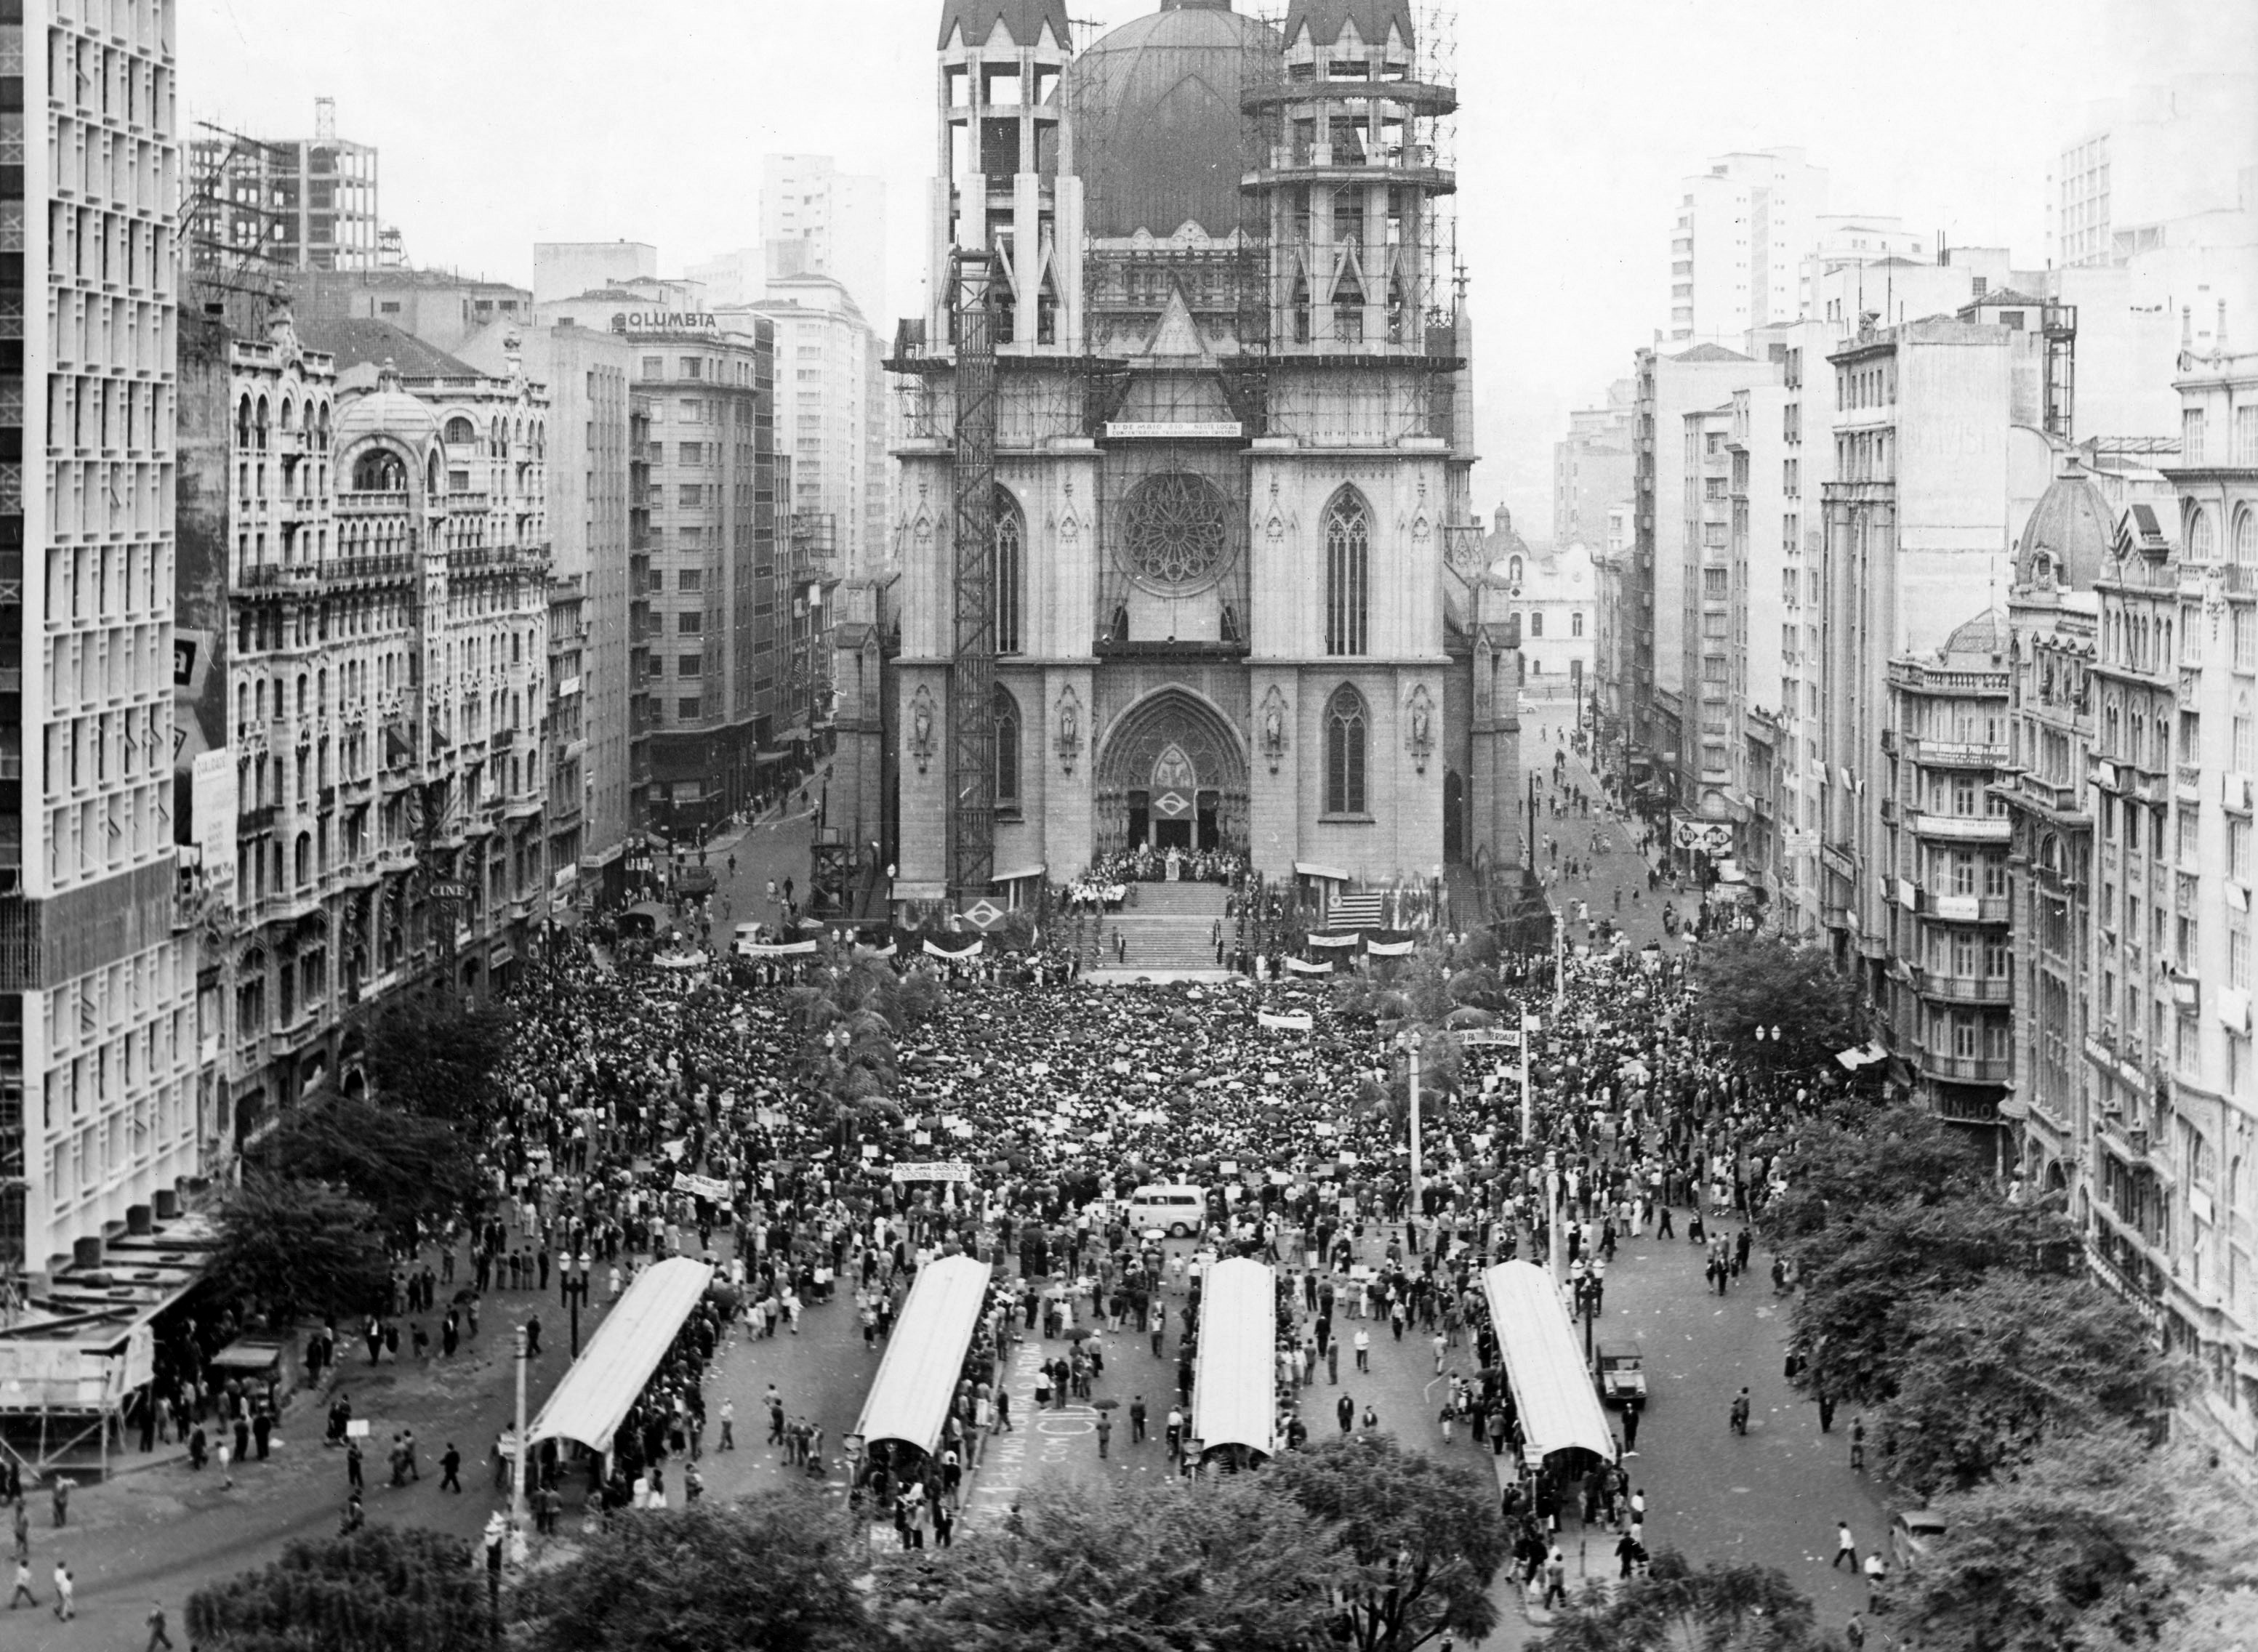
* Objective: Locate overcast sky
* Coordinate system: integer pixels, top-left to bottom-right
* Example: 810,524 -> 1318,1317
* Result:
183,0 -> 2252,535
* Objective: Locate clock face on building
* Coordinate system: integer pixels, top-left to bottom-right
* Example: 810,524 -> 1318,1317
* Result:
1120,470 -> 1232,590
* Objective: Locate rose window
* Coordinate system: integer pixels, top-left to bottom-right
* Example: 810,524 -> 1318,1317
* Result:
1120,472 -> 1231,587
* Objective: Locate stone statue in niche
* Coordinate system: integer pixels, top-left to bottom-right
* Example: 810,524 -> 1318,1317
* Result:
1259,684 -> 1289,773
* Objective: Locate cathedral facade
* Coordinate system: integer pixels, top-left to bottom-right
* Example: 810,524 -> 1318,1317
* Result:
832,0 -> 1519,916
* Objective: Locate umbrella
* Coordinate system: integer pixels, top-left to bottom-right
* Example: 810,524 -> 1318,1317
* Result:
1066,1327 -> 1096,1342
1092,1397 -> 1121,1410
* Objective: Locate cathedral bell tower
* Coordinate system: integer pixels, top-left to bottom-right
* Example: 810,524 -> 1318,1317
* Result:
933,0 -> 1082,352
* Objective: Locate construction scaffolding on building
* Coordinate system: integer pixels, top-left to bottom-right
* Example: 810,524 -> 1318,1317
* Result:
948,249 -> 1003,902
181,121 -> 296,333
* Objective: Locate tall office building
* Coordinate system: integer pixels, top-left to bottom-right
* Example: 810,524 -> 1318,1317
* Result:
1668,148 -> 1828,345
2049,74 -> 2258,269
1817,309 -> 2054,1132
537,296 -> 778,831
4,0 -> 202,1285
760,156 -> 887,327
1552,382 -> 1632,552
186,97 -> 387,277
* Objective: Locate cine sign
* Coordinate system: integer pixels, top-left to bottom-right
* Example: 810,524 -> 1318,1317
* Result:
611,313 -> 717,333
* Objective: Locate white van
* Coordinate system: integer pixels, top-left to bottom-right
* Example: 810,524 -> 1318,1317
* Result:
1128,1184 -> 1208,1238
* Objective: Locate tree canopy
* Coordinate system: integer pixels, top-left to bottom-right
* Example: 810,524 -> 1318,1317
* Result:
1264,1435 -> 1508,1651
521,1496 -> 872,1652
1873,1274 -> 2179,1499
879,1477 -> 1341,1652
1538,1550 -> 1837,1652
1900,1435 -> 2258,1652
208,1174 -> 392,1328
187,1526 -> 487,1652
259,1092 -> 484,1244
364,997 -> 512,1129
1687,934 -> 1858,1076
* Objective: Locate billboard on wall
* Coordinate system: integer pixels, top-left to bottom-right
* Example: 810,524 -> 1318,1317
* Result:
192,751 -> 238,902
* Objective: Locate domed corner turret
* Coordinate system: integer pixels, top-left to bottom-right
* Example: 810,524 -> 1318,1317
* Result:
1282,0 -> 1417,55
2016,465 -> 2116,594
1940,608 -> 2010,667
937,0 -> 1073,52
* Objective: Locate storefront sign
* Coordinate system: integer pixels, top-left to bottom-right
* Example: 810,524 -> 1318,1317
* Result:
1104,421 -> 1242,440
612,313 -> 717,333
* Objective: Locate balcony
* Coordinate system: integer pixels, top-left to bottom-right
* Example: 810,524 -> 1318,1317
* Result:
1999,771 -> 2084,822
1905,736 -> 2008,769
1913,1046 -> 2012,1085
1915,970 -> 2012,1006
1907,810 -> 2012,843
238,802 -> 279,834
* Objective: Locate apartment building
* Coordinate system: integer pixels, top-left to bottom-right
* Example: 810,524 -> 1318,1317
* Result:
539,297 -> 777,831
1879,614 -> 2016,1142
5,0 -> 203,1286
1816,313 -> 2050,1009
2081,342 -> 2258,1480
1625,343 -> 1773,812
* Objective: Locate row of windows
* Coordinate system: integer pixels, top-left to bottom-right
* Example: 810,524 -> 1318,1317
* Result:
985,486 -> 1378,655
988,682 -> 1374,817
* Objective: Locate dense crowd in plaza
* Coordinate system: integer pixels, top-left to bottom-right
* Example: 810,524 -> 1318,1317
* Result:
433,798 -> 1839,1594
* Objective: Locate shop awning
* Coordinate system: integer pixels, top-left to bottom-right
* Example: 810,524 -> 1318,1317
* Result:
526,1257 -> 714,1457
1192,1259 -> 1277,1458
854,1256 -> 993,1459
1481,1261 -> 1615,1466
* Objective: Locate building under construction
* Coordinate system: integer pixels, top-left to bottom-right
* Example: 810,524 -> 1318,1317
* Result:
832,0 -> 1524,924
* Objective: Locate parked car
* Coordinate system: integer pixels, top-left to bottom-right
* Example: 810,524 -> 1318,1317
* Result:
1595,1346 -> 1647,1409
675,864 -> 718,898
1889,1508 -> 1948,1570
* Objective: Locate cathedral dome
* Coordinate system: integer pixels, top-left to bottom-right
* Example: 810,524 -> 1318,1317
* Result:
936,0 -> 1071,49
1283,0 -> 1415,52
2017,468 -> 2113,592
1068,2 -> 1279,239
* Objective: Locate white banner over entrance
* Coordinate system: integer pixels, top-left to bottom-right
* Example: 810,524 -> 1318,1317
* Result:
1257,1010 -> 1315,1031
1285,957 -> 1333,975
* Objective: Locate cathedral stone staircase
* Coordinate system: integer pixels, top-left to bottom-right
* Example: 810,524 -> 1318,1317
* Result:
1086,879 -> 1234,980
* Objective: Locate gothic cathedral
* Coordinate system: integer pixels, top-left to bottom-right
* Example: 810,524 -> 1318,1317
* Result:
830,0 -> 1521,917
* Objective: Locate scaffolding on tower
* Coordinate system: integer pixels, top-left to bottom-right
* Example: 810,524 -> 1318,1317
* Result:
948,249 -> 1003,903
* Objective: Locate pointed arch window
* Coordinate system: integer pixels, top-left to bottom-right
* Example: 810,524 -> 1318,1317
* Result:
995,488 -> 1025,656
1325,490 -> 1370,656
994,686 -> 1022,813
1325,685 -> 1368,816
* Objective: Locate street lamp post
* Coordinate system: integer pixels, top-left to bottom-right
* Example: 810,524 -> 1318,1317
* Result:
510,1324 -> 529,1535
566,1252 -> 592,1358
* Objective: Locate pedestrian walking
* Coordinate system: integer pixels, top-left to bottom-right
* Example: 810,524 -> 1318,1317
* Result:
49,1475 -> 69,1526
1844,1611 -> 1867,1651
1130,1395 -> 1147,1443
719,1398 -> 735,1450
1862,1551 -> 1887,1611
7,1555 -> 34,1609
146,1600 -> 176,1650
217,1439 -> 233,1487
441,1443 -> 463,1493
1096,1414 -> 1112,1458
52,1561 -> 73,1621
1354,1328 -> 1370,1372
1729,1387 -> 1751,1435
1832,1520 -> 1857,1569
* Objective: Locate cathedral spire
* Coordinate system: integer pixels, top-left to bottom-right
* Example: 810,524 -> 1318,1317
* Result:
936,0 -> 1072,49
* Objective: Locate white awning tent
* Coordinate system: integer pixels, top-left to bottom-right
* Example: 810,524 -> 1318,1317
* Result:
1192,1258 -> 1276,1460
526,1257 -> 713,1457
853,1255 -> 993,1459
1481,1260 -> 1615,1467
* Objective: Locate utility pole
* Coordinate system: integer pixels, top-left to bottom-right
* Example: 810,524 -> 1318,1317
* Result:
1518,1010 -> 1535,1148
1407,1038 -> 1424,1234
511,1324 -> 529,1534
1547,1163 -> 1564,1287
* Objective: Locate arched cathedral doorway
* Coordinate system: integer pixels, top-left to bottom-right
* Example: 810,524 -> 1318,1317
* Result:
1094,690 -> 1248,860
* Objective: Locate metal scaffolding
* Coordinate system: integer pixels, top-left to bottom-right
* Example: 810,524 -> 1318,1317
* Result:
948,250 -> 1003,903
